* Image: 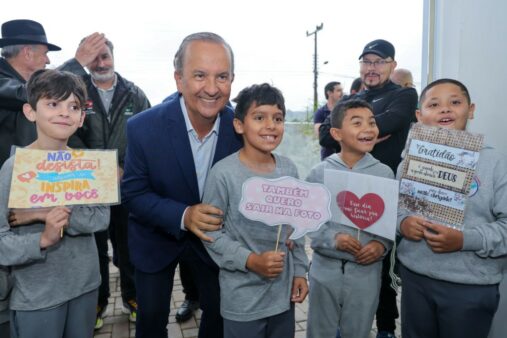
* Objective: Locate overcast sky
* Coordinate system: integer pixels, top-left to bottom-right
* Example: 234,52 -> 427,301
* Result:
2,0 -> 423,111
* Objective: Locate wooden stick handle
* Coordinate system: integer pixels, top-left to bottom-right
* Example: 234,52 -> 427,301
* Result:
275,224 -> 282,252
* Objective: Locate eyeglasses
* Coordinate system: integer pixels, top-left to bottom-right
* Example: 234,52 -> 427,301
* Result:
359,59 -> 393,68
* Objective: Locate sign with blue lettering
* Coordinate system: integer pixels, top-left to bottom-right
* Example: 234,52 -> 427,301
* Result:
8,148 -> 119,208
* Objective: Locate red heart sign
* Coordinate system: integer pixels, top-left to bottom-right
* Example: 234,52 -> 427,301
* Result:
336,191 -> 385,229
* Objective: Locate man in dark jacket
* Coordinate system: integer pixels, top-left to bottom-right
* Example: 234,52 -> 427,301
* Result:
0,19 -> 106,166
319,39 -> 418,338
63,37 -> 150,329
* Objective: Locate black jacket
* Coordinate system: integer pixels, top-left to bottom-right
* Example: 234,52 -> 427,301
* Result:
319,81 -> 418,172
0,58 -> 35,166
0,58 -> 90,166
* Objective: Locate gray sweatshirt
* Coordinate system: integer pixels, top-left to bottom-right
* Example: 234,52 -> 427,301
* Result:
0,156 -> 110,311
397,146 -> 507,285
202,152 -> 309,322
305,153 -> 394,261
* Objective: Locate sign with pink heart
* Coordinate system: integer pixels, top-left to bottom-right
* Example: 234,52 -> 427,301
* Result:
238,176 -> 331,239
324,169 -> 399,240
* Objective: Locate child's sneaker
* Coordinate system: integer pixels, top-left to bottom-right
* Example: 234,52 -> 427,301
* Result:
122,299 -> 137,323
95,304 -> 107,330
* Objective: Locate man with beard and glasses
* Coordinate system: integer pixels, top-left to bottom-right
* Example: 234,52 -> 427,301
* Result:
62,37 -> 150,330
319,39 -> 417,338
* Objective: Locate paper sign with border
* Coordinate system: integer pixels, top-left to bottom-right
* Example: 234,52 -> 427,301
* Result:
8,148 -> 119,208
238,176 -> 331,240
324,169 -> 399,241
398,123 -> 483,229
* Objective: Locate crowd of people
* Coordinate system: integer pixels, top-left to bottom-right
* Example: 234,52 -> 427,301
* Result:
0,18 -> 506,338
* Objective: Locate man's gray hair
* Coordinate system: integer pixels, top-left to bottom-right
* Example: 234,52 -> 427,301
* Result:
78,37 -> 114,55
173,32 -> 234,74
1,45 -> 27,59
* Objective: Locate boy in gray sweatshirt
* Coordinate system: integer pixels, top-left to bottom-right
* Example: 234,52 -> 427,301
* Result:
202,83 -> 308,338
0,69 -> 109,338
397,79 -> 507,338
305,99 -> 393,338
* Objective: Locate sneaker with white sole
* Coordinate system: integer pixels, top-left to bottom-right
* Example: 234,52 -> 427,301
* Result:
95,304 -> 107,330
122,299 -> 137,323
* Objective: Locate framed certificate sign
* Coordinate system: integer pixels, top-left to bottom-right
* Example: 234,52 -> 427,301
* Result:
398,123 -> 484,229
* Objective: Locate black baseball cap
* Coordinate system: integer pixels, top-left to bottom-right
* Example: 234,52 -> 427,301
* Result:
358,39 -> 395,60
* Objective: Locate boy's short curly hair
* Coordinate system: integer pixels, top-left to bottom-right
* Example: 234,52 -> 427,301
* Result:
233,83 -> 285,122
26,69 -> 87,110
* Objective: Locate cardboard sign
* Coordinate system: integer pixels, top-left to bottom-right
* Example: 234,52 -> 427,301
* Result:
238,176 -> 331,239
324,169 -> 399,241
398,123 -> 483,229
8,148 -> 119,208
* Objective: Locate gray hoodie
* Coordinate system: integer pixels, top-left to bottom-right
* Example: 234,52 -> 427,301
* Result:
0,156 -> 110,311
203,152 -> 309,322
305,153 -> 394,260
397,146 -> 507,285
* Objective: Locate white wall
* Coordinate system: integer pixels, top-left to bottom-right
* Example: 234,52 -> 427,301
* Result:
422,2 -> 507,337
422,0 -> 507,151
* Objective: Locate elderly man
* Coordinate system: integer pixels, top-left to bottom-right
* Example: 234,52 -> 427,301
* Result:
319,39 -> 418,338
0,19 -> 105,166
121,32 -> 242,338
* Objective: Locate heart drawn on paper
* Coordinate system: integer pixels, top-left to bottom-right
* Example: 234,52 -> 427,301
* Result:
336,191 -> 385,229
17,171 -> 36,183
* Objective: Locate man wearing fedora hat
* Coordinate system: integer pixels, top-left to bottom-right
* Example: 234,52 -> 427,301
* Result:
317,39 -> 418,338
0,19 -> 106,167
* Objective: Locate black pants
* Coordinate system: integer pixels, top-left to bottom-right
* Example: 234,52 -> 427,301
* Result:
135,246 -> 222,338
400,265 -> 499,338
375,250 -> 399,333
95,204 -> 136,307
179,259 -> 199,301
109,204 -> 136,303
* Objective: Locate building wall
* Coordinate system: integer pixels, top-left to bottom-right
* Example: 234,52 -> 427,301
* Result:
422,0 -> 507,150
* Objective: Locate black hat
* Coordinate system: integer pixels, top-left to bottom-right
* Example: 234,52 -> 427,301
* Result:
0,19 -> 61,51
358,39 -> 395,60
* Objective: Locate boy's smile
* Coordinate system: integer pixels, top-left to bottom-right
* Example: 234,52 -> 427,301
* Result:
416,83 -> 475,131
234,103 -> 284,156
23,94 -> 85,147
331,107 -> 379,156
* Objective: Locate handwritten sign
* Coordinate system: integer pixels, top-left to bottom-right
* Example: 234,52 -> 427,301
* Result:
324,169 -> 399,240
399,123 -> 483,229
8,148 -> 119,208
238,176 -> 331,239
337,192 -> 385,230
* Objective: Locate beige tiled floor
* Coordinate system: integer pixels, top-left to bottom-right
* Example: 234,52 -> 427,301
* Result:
95,252 -> 401,338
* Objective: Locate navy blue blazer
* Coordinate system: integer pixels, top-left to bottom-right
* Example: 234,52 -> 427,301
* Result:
121,94 -> 243,273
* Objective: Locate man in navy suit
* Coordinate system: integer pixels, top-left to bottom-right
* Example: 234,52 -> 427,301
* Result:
121,32 -> 242,338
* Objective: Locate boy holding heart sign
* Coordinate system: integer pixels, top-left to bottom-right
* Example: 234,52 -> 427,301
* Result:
305,99 -> 394,338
